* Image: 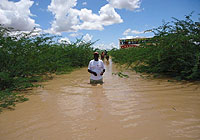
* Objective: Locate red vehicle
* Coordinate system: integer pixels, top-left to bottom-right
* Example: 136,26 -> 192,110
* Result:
119,37 -> 151,49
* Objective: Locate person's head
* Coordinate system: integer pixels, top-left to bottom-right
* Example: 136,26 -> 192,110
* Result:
93,52 -> 99,61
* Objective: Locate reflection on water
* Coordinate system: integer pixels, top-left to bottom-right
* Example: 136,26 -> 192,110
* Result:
0,59 -> 200,140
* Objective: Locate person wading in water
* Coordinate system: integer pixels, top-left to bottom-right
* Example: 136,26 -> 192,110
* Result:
88,52 -> 105,84
101,51 -> 105,61
104,50 -> 109,61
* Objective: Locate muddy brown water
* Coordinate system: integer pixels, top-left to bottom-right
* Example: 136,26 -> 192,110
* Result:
0,60 -> 200,140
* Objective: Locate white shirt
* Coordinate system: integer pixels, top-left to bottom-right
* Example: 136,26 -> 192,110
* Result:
88,59 -> 105,80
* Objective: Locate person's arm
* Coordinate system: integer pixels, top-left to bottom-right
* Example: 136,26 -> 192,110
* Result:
88,61 -> 97,76
88,69 -> 97,76
100,69 -> 105,75
100,61 -> 105,75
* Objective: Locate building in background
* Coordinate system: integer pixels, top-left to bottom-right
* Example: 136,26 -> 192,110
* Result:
119,37 -> 152,49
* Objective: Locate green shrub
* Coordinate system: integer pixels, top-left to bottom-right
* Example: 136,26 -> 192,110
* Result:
110,13 -> 200,80
0,25 -> 94,110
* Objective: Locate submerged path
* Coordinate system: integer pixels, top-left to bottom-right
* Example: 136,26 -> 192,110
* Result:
0,60 -> 200,140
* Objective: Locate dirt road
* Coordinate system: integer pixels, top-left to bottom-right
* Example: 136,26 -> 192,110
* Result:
0,60 -> 200,140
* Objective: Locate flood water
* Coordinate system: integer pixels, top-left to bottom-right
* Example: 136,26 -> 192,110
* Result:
0,60 -> 200,140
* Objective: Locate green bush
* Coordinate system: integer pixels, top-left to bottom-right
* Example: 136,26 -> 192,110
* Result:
0,25 -> 94,111
110,13 -> 200,80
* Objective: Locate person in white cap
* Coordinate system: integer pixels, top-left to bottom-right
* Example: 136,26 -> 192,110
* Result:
88,52 -> 105,84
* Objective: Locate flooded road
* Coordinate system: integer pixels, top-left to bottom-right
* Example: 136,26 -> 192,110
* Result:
0,60 -> 200,140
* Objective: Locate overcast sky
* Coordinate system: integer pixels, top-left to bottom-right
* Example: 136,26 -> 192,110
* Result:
0,0 -> 200,49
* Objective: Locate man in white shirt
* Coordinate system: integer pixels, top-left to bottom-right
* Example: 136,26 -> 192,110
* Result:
88,52 -> 105,84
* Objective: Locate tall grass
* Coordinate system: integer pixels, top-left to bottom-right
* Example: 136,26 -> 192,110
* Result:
0,25 -> 94,111
110,14 -> 200,81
